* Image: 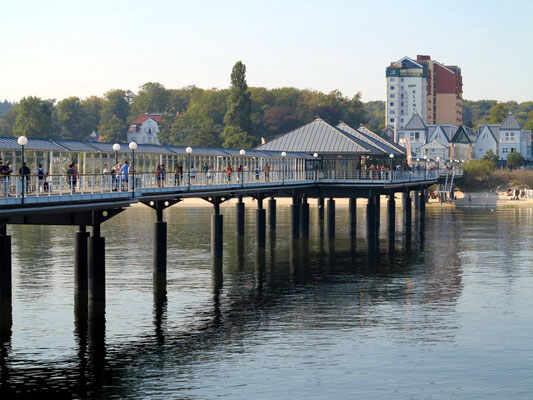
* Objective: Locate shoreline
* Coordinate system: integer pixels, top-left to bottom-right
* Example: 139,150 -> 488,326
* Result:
131,191 -> 533,209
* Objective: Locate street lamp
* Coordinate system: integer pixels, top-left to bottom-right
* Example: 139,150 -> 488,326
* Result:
129,141 -> 137,196
389,153 -> 394,181
281,151 -> 287,183
186,146 -> 193,188
313,153 -> 319,181
17,136 -> 28,204
240,149 -> 246,186
113,143 -> 121,164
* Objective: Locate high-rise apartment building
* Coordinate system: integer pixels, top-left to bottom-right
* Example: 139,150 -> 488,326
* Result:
385,55 -> 462,137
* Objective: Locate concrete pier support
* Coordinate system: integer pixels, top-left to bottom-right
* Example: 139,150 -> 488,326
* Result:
318,197 -> 325,220
236,196 -> 245,236
74,226 -> 89,293
388,194 -> 396,236
419,189 -> 426,229
0,226 -> 12,299
403,192 -> 412,234
290,196 -> 300,239
327,198 -> 335,238
413,190 -> 420,209
211,202 -> 223,258
268,197 -> 276,230
367,195 -> 376,238
88,222 -> 106,302
300,197 -> 310,238
154,221 -> 167,273
349,198 -> 357,238
256,196 -> 266,247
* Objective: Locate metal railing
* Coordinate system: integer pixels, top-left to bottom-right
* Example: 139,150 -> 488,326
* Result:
0,168 -> 439,204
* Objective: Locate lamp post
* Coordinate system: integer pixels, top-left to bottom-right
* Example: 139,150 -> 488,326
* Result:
113,143 -> 121,164
389,153 -> 394,181
424,157 -> 428,179
313,153 -> 319,182
186,146 -> 193,188
129,141 -> 137,197
18,136 -> 28,204
281,151 -> 287,184
240,149 -> 246,187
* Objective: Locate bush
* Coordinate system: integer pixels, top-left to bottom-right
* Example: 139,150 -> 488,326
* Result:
506,152 -> 525,169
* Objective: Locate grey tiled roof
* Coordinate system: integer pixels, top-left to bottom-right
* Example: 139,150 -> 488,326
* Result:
53,140 -> 100,152
349,124 -> 408,154
337,122 -> 401,155
0,137 -> 65,151
164,146 -> 230,157
404,113 -> 426,130
451,126 -> 478,143
256,118 -> 381,154
500,112 -> 521,130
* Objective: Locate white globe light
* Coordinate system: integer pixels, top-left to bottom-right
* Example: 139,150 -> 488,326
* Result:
313,153 -> 319,158
240,149 -> 246,156
389,153 -> 394,159
17,136 -> 28,146
113,143 -> 121,151
186,146 -> 193,154
281,151 -> 287,157
129,141 -> 138,150
416,158 -> 420,162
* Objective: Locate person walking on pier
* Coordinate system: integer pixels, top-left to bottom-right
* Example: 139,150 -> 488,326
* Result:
35,164 -> 46,193
161,164 -> 166,187
120,161 -> 130,191
156,164 -> 162,187
255,165 -> 260,181
237,164 -> 243,183
190,164 -> 196,184
174,163 -> 180,186
67,163 -> 76,192
1,161 -> 12,196
19,162 -> 31,193
207,165 -> 214,184
226,164 -> 233,183
263,163 -> 270,182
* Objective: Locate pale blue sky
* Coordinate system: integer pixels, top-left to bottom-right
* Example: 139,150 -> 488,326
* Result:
1,0 -> 532,102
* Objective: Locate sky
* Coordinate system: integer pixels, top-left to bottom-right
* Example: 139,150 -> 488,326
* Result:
1,0 -> 532,103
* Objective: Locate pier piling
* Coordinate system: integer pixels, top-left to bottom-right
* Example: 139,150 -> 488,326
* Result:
74,225 -> 89,293
88,221 -> 106,302
327,198 -> 335,238
236,196 -> 245,236
291,195 -> 300,239
349,198 -> 357,239
268,197 -> 276,230
300,197 -> 310,238
0,226 -> 11,299
256,196 -> 266,247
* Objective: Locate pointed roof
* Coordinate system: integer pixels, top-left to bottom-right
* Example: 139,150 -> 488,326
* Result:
336,122 -> 400,155
404,113 -> 426,130
256,118 -> 381,155
500,112 -> 521,130
451,126 -> 478,144
476,125 -> 498,143
428,125 -> 450,145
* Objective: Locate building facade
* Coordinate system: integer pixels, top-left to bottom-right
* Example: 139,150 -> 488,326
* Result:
127,114 -> 162,145
386,55 -> 463,135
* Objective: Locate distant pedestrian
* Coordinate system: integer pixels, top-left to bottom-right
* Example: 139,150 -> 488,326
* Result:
66,163 -> 76,192
174,163 -> 180,186
190,165 -> 196,183
35,164 -> 46,193
226,164 -> 233,183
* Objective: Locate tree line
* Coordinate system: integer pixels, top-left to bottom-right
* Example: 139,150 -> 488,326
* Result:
0,61 -> 532,146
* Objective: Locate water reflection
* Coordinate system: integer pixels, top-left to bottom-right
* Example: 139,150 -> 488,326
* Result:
2,206 -> 518,398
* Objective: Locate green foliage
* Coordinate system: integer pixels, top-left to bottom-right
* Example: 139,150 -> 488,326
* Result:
488,103 -> 511,124
130,82 -> 170,118
463,159 -> 496,182
98,89 -> 132,142
506,151 -> 524,168
482,149 -> 499,166
13,97 -> 54,139
462,100 -> 533,128
0,100 -> 13,118
56,96 -> 93,140
81,96 -> 103,134
0,104 -> 19,136
224,61 -> 252,141
221,125 -> 255,149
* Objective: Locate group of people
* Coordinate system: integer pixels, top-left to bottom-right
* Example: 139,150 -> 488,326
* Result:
0,157 -> 52,195
103,161 -> 132,191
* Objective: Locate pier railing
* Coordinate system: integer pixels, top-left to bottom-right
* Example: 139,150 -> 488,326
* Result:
0,168 -> 440,205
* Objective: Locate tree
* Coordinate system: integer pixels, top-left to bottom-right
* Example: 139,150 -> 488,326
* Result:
13,97 -> 54,139
482,149 -> 499,167
0,104 -> 19,136
56,96 -> 91,140
98,89 -> 132,142
130,82 -> 170,118
488,103 -> 510,124
81,96 -> 103,134
462,159 -> 495,183
220,125 -> 255,149
0,100 -> 13,118
222,61 -> 252,147
506,152 -> 524,169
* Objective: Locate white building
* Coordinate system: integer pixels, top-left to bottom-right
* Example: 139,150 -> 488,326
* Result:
127,114 -> 162,145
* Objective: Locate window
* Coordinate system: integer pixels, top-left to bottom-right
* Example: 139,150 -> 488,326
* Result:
390,94 -> 395,98
511,148 -> 516,153
505,132 -> 515,141
401,110 -> 404,115
390,110 -> 395,115
390,118 -> 394,123
410,132 -> 420,141
400,118 -> 404,123
390,102 -> 394,106
502,148 -> 508,154
400,94 -> 404,99
401,86 -> 404,90
401,78 -> 404,82
483,133 -> 488,139
401,102 -> 404,107
390,78 -> 395,82
390,86 -> 395,90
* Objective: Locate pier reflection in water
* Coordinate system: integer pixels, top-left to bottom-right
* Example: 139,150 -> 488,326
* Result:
2,205 -> 533,398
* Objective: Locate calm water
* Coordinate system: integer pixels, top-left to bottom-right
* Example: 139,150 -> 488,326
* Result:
1,203 -> 533,399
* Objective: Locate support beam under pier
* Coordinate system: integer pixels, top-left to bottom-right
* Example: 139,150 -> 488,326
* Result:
318,197 -> 325,220
74,225 -> 89,293
256,196 -> 266,247
268,197 -> 276,231
300,197 -> 310,238
236,196 -> 245,236
388,193 -> 396,236
403,192 -> 412,235
88,216 -> 105,302
349,198 -> 357,239
291,195 -> 300,239
327,198 -> 335,238
211,199 -> 223,258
